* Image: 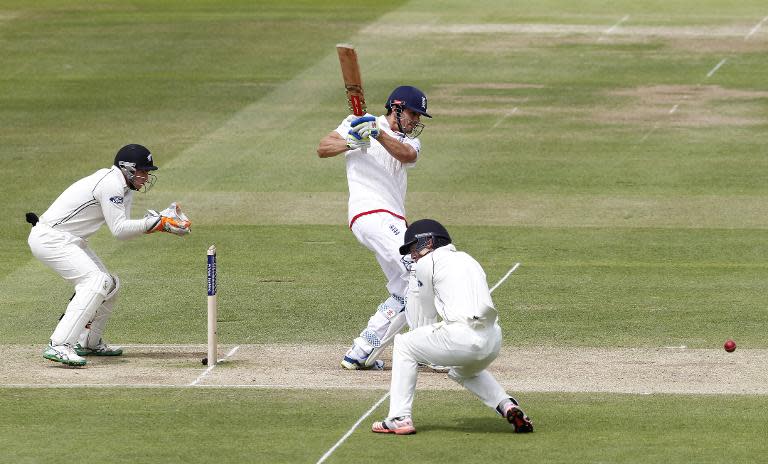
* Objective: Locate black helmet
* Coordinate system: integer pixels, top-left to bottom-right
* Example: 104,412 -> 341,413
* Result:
399,219 -> 452,255
114,144 -> 158,171
385,86 -> 431,118
114,144 -> 157,191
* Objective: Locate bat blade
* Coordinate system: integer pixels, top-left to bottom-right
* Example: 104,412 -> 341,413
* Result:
336,43 -> 366,116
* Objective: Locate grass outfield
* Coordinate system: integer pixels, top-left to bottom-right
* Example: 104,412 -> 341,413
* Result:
1,0 -> 767,463
3,225 -> 767,347
1,389 -> 767,463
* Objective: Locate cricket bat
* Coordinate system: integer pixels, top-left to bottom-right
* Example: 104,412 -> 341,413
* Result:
336,44 -> 366,116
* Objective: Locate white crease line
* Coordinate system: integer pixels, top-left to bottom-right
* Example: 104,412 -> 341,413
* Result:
706,58 -> 727,78
316,262 -> 521,463
669,104 -> 679,114
603,15 -> 630,35
638,124 -> 659,143
0,383 -> 386,390
489,262 -> 521,293
122,344 -> 208,349
3,384 -> 766,395
315,393 -> 390,464
489,107 -> 518,130
188,345 -> 240,386
745,15 -> 768,40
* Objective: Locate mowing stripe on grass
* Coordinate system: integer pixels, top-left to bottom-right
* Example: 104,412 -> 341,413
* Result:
363,22 -> 758,38
315,264 -> 521,464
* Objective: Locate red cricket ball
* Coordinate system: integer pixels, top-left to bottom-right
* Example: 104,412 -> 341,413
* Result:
723,339 -> 736,352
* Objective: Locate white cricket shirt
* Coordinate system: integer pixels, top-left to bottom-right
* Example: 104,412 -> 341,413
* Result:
415,244 -> 498,327
39,166 -> 152,240
334,115 -> 421,226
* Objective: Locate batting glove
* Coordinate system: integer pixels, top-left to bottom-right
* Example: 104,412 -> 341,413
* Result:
346,128 -> 371,150
357,123 -> 380,139
350,116 -> 379,137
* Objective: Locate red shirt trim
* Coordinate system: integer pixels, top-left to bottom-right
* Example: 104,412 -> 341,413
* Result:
349,209 -> 407,229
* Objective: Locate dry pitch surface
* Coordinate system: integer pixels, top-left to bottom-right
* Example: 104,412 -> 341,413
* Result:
3,344 -> 766,395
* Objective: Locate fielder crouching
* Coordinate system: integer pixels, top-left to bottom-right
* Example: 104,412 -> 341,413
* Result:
372,219 -> 533,435
27,144 -> 191,367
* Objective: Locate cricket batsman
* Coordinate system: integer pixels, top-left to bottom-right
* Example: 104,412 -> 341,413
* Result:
316,86 -> 431,370
27,144 -> 191,367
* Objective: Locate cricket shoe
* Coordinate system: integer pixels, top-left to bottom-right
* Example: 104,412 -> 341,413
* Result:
504,404 -> 534,433
371,416 -> 416,435
43,343 -> 87,367
341,355 -> 384,370
418,362 -> 450,373
75,339 -> 123,356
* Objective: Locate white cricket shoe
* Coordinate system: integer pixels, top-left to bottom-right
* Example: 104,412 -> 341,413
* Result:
43,343 -> 87,367
372,416 -> 416,435
341,354 -> 384,370
75,339 -> 123,356
341,342 -> 384,370
418,362 -> 450,373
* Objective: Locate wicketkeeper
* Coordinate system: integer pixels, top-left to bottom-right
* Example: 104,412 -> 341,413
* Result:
372,219 -> 534,435
27,144 -> 191,367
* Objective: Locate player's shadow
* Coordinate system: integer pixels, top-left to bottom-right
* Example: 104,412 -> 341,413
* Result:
418,417 -> 512,434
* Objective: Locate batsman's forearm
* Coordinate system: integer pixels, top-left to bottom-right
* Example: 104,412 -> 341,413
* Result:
317,132 -> 348,158
376,132 -> 417,163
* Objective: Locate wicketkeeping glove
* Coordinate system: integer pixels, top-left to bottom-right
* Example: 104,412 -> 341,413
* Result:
145,202 -> 191,236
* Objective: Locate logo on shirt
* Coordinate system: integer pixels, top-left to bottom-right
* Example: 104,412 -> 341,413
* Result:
417,280 -> 423,287
389,224 -> 401,235
110,196 -> 124,205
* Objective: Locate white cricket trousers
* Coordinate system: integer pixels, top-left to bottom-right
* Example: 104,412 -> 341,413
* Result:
350,213 -> 408,298
349,213 -> 409,347
28,224 -> 115,346
388,321 -> 510,419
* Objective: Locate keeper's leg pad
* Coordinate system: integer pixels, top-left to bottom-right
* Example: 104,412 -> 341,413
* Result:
78,274 -> 119,349
51,272 -> 112,346
364,310 -> 408,367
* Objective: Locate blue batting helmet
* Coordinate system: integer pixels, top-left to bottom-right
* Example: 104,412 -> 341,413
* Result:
385,86 -> 431,118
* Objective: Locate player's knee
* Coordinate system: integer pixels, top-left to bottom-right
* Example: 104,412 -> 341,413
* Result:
105,274 -> 120,299
78,271 -> 114,297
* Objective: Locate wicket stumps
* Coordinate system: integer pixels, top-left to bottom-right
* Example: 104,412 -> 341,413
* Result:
206,245 -> 218,366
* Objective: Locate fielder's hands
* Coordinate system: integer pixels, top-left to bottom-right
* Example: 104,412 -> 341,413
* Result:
346,115 -> 379,150
145,202 -> 191,236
